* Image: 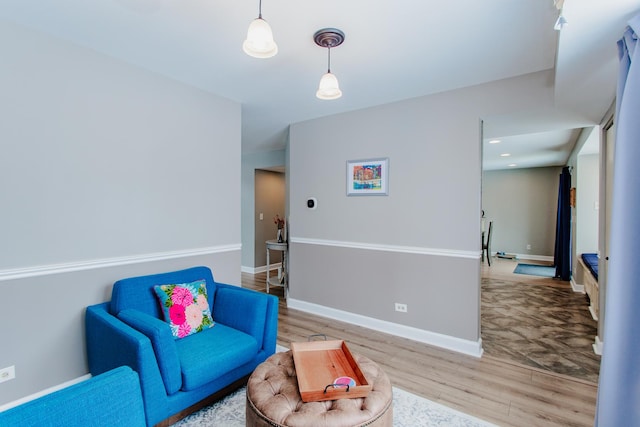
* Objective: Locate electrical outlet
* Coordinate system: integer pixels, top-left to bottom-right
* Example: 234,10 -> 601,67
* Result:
526,244 -> 532,250
0,366 -> 15,384
395,303 -> 408,313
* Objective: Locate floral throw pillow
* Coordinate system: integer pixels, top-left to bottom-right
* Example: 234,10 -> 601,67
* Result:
153,280 -> 215,339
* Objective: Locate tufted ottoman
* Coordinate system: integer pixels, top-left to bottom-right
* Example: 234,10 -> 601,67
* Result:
246,350 -> 392,427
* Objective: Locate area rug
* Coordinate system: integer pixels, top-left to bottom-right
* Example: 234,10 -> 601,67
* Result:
173,383 -> 497,427
513,263 -> 556,278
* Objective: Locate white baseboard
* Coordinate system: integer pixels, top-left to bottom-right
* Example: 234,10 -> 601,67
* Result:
287,298 -> 484,358
570,278 -> 585,293
513,254 -> 554,262
241,263 -> 281,275
593,335 -> 603,356
589,305 -> 599,321
0,374 -> 92,412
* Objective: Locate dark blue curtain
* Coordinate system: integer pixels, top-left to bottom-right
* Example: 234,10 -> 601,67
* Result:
553,166 -> 571,280
595,14 -> 640,426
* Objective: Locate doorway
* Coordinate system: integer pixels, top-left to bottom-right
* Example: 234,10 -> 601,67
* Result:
254,169 -> 286,272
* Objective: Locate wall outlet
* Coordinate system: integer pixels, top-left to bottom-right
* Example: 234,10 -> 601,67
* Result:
526,244 -> 532,250
0,366 -> 15,384
395,303 -> 408,313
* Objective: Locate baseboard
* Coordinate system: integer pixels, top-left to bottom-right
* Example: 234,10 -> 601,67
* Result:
589,305 -> 599,321
570,278 -> 585,293
0,373 -> 92,412
593,335 -> 603,356
513,254 -> 554,262
241,263 -> 281,275
287,298 -> 484,358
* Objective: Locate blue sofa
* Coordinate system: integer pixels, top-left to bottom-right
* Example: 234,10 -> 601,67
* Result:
85,266 -> 278,426
0,366 -> 145,426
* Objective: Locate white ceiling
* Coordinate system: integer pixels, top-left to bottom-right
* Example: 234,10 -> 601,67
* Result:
2,0 -> 638,169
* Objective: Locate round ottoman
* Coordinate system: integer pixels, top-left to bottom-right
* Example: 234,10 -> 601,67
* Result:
246,350 -> 392,427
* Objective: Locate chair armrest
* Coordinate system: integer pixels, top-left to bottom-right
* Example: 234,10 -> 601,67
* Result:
213,284 -> 278,352
0,366 -> 146,427
85,303 -> 171,418
118,309 -> 182,395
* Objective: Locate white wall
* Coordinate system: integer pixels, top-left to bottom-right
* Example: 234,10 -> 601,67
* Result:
0,22 -> 241,405
288,70 -> 556,354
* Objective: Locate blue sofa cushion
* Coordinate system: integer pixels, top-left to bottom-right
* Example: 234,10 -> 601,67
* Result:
118,308 -> 182,395
582,253 -> 599,280
176,323 -> 258,391
0,366 -> 145,427
111,266 -> 217,319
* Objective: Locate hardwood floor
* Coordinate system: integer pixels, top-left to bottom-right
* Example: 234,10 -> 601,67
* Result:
481,258 -> 600,383
242,264 -> 598,427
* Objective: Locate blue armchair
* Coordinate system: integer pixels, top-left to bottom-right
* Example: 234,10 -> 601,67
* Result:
85,266 -> 278,427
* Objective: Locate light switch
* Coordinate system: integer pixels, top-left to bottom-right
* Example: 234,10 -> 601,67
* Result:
259,213 -> 264,220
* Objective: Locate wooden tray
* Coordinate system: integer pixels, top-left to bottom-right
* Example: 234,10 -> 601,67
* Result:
290,340 -> 371,402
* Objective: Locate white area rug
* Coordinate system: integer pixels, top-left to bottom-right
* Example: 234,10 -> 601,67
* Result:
173,384 -> 497,427
173,346 -> 498,427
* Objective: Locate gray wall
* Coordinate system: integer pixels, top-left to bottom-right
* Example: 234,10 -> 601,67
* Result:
566,126 -> 600,279
0,22 -> 241,405
576,154 -> 600,256
254,170 -> 286,267
241,150 -> 286,270
482,167 -> 562,258
288,70 -> 556,347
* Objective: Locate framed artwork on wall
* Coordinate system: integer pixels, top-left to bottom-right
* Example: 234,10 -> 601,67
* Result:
346,157 -> 389,196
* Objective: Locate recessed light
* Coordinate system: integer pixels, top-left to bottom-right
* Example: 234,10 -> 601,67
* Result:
489,139 -> 501,144
500,153 -> 511,157
508,163 -> 517,167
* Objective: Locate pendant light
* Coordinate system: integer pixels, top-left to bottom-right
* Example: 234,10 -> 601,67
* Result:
243,0 -> 278,58
314,28 -> 345,100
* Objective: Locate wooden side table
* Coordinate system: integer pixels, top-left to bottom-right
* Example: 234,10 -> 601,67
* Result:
265,239 -> 288,299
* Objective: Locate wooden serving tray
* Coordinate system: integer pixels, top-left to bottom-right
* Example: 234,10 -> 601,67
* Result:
290,340 -> 371,402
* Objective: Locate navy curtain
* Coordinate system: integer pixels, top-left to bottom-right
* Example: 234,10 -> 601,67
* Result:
553,166 -> 571,280
595,14 -> 640,426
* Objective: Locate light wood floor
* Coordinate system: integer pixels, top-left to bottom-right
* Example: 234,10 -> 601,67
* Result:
242,266 -> 598,427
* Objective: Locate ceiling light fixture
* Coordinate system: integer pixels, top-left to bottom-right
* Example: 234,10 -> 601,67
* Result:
488,139 -> 501,144
243,0 -> 278,58
314,28 -> 345,100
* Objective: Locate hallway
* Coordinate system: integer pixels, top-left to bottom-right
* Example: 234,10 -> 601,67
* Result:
481,257 -> 600,383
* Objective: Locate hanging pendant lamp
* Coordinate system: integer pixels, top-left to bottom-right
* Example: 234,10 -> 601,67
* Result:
314,28 -> 345,100
243,0 -> 278,58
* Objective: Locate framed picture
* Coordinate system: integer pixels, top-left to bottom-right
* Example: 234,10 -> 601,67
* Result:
346,157 -> 389,196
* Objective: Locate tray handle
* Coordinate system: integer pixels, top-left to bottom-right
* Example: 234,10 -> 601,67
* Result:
324,383 -> 350,393
307,333 -> 327,341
